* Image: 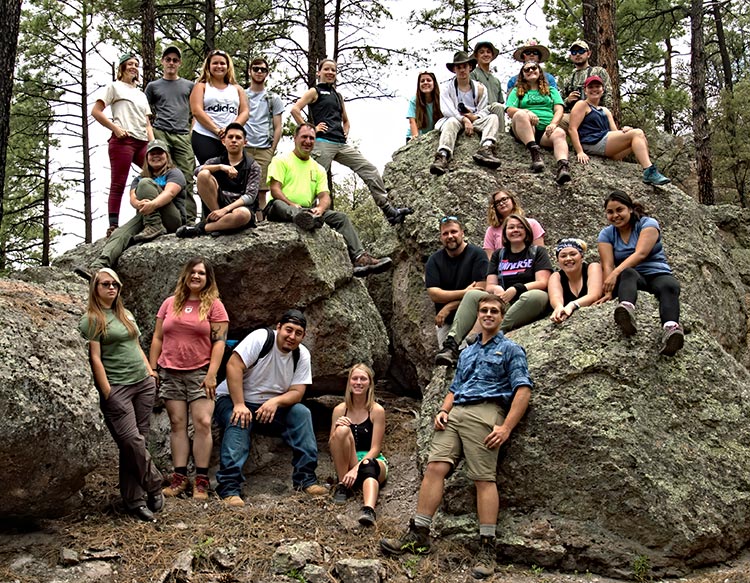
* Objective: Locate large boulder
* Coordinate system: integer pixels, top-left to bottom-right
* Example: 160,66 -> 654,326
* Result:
0,271 -> 109,519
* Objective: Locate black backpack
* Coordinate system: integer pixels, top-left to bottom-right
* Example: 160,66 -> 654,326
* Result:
217,327 -> 300,383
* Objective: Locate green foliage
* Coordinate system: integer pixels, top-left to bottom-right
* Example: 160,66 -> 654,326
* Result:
632,554 -> 652,582
710,80 -> 750,206
332,174 -> 389,248
285,568 -> 307,583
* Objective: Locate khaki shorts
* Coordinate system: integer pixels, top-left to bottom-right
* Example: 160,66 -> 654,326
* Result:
427,401 -> 506,482
245,146 -> 273,191
159,366 -> 209,403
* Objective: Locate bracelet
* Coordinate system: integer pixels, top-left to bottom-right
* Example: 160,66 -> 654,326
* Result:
573,301 -> 581,311
513,283 -> 527,296
438,409 -> 450,416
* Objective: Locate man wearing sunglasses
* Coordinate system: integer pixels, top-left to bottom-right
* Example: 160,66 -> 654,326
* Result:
381,294 -> 532,580
243,57 -> 284,222
506,40 -> 558,93
145,46 -> 197,222
561,40 -> 613,114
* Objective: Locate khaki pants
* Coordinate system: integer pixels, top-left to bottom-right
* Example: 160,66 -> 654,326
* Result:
153,129 -> 196,222
438,113 -> 501,156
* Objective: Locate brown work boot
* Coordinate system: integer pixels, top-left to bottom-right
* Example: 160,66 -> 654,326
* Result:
303,484 -> 328,496
430,152 -> 449,175
133,223 -> 167,243
528,144 -> 544,173
471,536 -> 496,579
352,252 -> 393,277
555,159 -> 572,185
193,475 -> 210,501
380,519 -> 431,555
162,472 -> 190,497
472,145 -> 501,169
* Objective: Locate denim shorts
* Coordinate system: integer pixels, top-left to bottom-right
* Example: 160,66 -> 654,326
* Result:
582,134 -> 608,156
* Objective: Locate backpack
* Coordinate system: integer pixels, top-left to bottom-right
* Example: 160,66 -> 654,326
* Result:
217,327 -> 300,383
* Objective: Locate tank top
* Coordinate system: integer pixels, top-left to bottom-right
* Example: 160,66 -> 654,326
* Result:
193,83 -> 240,138
578,105 -> 609,144
344,407 -> 373,452
308,83 -> 346,143
559,262 -> 589,304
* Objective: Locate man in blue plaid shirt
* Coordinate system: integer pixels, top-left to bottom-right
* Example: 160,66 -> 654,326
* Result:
381,294 -> 532,579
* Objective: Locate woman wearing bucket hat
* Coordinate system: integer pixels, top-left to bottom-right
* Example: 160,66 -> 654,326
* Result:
506,40 -> 558,93
92,53 -> 154,237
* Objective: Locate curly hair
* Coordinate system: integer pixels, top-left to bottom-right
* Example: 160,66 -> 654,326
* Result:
515,63 -> 550,98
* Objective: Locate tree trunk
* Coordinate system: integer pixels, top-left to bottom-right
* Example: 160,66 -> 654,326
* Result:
690,0 -> 714,205
81,1 -> 93,242
205,0 -> 216,52
0,0 -> 22,236
663,37 -> 674,134
307,0 -> 326,87
597,0 -> 621,126
582,0 -> 598,65
43,122 -> 51,266
141,0 -> 156,86
333,0 -> 341,61
462,0 -> 469,52
712,0 -> 732,91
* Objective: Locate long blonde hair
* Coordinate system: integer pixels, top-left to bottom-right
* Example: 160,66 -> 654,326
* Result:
344,363 -> 376,412
172,257 -> 220,320
84,269 -> 138,339
196,50 -> 237,86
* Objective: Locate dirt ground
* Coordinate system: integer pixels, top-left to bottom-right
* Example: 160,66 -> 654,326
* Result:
2,392 -> 750,583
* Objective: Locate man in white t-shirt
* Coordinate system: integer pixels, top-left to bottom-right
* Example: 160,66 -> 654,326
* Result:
213,310 -> 327,505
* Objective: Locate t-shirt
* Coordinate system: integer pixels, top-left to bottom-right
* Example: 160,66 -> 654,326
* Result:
597,216 -> 672,275
79,309 -> 148,385
156,296 -> 229,370
424,244 -> 489,323
506,87 -> 564,130
99,81 -> 152,142
130,168 -> 188,222
507,72 -> 558,92
406,96 -> 435,138
144,77 -> 194,134
267,151 -> 329,207
483,219 -> 545,253
244,89 -> 284,149
215,329 -> 312,404
488,245 -> 553,302
193,83 -> 241,138
470,68 -> 504,104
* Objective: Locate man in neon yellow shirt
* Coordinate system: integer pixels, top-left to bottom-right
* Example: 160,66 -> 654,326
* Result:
266,123 -> 391,277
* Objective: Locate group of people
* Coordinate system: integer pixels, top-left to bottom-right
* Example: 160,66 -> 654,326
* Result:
407,39 -> 671,186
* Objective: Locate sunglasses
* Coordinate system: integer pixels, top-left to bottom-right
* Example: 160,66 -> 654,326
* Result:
163,57 -> 180,63
251,66 -> 268,73
209,50 -> 228,57
522,50 -> 541,57
570,48 -> 588,55
440,215 -> 460,224
478,307 -> 501,315
523,65 -> 539,72
98,281 -> 120,289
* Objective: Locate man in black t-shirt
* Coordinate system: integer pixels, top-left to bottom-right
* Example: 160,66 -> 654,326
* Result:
424,217 -> 489,345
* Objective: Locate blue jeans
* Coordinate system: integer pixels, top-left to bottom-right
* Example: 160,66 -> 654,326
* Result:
214,395 -> 319,497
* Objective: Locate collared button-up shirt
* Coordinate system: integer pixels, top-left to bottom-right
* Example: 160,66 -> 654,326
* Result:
450,331 -> 533,410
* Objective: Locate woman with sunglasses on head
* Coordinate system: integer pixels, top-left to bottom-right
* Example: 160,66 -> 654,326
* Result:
149,257 -> 228,502
506,62 -> 571,185
91,53 -> 154,236
406,71 -> 443,143
568,76 -> 670,186
190,50 -> 249,164
484,190 -> 544,259
548,238 -> 602,323
79,269 -> 163,522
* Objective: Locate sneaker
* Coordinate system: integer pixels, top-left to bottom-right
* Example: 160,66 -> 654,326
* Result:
472,145 -> 502,169
435,336 -> 459,367
175,223 -> 205,238
193,475 -> 210,501
660,323 -> 684,356
222,495 -> 245,507
642,165 -> 671,186
614,302 -> 637,336
352,253 -> 393,277
147,491 -> 164,513
528,145 -> 545,173
132,224 -> 167,243
359,505 -> 377,526
471,536 -> 496,579
333,483 -> 353,504
380,519 -> 431,556
73,266 -> 92,282
128,505 -> 155,522
162,472 -> 190,497
293,210 -> 318,231
383,204 -> 414,225
555,160 -> 571,185
303,484 -> 328,497
430,152 -> 449,175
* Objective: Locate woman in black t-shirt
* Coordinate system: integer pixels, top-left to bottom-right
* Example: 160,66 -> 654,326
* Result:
548,238 -> 602,323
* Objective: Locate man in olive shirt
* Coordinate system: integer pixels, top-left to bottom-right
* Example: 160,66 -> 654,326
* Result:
470,41 -> 505,132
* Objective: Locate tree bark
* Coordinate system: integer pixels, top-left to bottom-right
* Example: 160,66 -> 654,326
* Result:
205,0 -> 216,52
582,0 -> 598,65
712,0 -> 732,91
0,0 -> 22,237
307,0 -> 326,87
43,121 -> 51,266
690,0 -> 714,205
664,37 -> 674,134
81,1 -> 93,242
141,0 -> 156,86
596,0 -> 621,126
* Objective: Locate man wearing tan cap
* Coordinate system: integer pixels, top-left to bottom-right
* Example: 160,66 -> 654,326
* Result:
561,39 -> 613,112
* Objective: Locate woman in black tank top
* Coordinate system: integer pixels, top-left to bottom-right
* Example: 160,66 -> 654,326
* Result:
329,363 -> 387,526
548,238 -> 602,323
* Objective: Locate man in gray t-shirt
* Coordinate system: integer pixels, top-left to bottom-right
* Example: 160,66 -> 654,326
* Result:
145,46 -> 197,221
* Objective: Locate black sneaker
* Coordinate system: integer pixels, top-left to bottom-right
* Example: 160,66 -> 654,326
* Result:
333,483 -> 352,504
614,302 -> 637,336
175,223 -> 205,238
435,336 -> 459,367
384,205 -> 413,225
380,519 -> 431,555
293,210 -> 318,231
358,505 -> 376,526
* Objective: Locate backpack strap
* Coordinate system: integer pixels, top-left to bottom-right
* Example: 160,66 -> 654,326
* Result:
251,327 -> 300,373
264,91 -> 275,143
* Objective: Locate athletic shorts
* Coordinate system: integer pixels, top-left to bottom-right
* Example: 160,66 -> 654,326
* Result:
582,134 -> 608,156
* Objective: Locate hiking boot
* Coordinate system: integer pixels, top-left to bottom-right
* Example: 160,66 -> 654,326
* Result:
472,145 -> 502,169
383,204 -> 414,225
193,475 -> 210,501
614,302 -> 637,336
352,253 -> 393,277
430,152 -> 449,175
642,164 -> 671,186
162,472 -> 190,497
175,222 -> 206,238
528,145 -> 545,173
106,225 -> 117,238
293,210 -> 319,231
222,495 -> 245,507
73,266 -> 92,282
359,505 -> 377,526
133,224 -> 167,243
660,323 -> 685,356
333,482 -> 353,504
471,536 -> 496,579
555,159 -> 572,185
303,484 -> 328,497
380,519 -> 431,555
128,504 -> 155,522
435,336 -> 459,367
147,491 -> 164,513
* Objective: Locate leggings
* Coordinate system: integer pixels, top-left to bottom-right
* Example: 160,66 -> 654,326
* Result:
615,268 -> 681,323
191,132 -> 225,165
107,135 -> 147,227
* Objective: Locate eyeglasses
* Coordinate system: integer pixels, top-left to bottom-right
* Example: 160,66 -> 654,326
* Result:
163,57 -> 180,63
251,66 -> 268,73
493,197 -> 511,208
98,281 -> 120,289
209,50 -> 228,57
522,50 -> 541,57
478,307 -> 501,315
570,48 -> 588,55
440,215 -> 459,224
523,65 -> 539,72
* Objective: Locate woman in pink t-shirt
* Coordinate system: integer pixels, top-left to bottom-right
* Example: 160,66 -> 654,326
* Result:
149,257 -> 228,500
483,189 -> 545,259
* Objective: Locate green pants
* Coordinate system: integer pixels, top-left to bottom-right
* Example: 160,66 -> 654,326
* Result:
447,288 -> 549,338
153,129 -> 196,222
93,179 -> 182,269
